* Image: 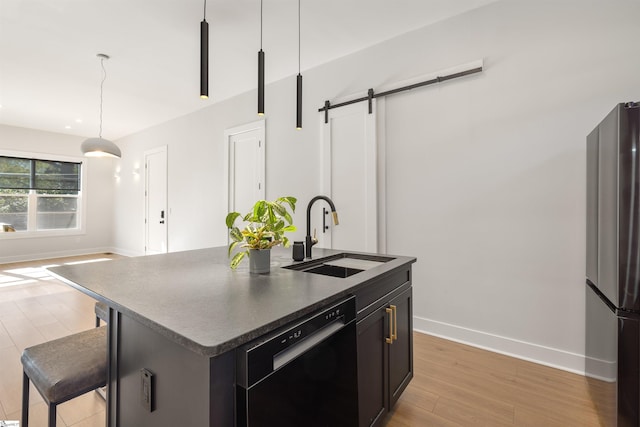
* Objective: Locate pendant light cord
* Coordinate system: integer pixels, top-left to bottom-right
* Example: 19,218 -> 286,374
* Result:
298,0 -> 300,74
203,0 -> 207,21
260,0 -> 263,49
99,56 -> 107,139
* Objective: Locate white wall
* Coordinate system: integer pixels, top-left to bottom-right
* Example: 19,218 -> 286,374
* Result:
380,0 -> 640,372
112,68 -> 322,255
0,124 -> 115,262
111,0 -> 640,372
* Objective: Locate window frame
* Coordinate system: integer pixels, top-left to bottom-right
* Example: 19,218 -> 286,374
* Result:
0,150 -> 87,239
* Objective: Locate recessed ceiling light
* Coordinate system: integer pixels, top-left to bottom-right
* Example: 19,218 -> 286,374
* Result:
65,125 -> 71,129
75,118 -> 82,123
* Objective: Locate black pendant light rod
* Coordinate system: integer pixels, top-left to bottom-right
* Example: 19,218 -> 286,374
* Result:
258,0 -> 265,115
296,74 -> 302,128
200,0 -> 209,99
318,66 -> 483,122
295,0 -> 302,129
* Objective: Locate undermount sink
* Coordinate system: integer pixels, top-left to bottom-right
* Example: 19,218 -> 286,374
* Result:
303,264 -> 364,278
283,252 -> 395,278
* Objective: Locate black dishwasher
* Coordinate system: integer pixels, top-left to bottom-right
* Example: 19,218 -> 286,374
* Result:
236,296 -> 358,427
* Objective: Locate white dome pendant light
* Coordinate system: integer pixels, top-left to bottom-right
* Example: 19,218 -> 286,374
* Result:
81,54 -> 121,158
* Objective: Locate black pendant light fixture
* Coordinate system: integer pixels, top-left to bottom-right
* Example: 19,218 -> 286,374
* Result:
258,0 -> 265,115
296,0 -> 302,130
200,0 -> 209,99
81,54 -> 121,158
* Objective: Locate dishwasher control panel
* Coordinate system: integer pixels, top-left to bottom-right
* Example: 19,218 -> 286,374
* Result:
237,296 -> 356,387
279,303 -> 348,347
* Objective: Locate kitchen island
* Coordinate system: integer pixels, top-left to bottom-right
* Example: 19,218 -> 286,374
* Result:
49,246 -> 416,427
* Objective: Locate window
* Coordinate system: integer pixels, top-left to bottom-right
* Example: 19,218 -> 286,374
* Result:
0,155 -> 83,234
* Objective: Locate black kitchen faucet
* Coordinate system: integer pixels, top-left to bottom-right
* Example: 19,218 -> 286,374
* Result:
305,195 -> 339,258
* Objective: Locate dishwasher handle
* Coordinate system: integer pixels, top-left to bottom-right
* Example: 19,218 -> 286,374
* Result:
238,296 -> 356,389
273,318 -> 345,370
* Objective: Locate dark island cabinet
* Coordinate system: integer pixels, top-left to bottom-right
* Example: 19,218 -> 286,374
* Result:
356,271 -> 413,427
49,247 -> 416,427
388,286 -> 413,407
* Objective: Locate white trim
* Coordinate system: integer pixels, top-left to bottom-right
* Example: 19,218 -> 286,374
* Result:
0,247 -> 115,264
413,315 -> 588,376
584,355 -> 617,383
376,97 -> 387,254
0,226 -> 86,240
110,246 -> 144,258
0,149 -> 85,164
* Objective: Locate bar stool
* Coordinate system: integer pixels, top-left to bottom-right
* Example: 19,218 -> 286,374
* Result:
94,301 -> 108,327
21,327 -> 107,427
93,301 -> 109,399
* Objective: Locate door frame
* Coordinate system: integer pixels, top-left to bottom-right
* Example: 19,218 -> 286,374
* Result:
144,145 -> 168,254
223,119 -> 266,218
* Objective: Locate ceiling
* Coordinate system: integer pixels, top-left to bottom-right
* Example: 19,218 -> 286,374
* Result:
0,0 -> 497,140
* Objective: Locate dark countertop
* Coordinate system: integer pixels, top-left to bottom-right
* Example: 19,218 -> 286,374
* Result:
48,246 -> 416,358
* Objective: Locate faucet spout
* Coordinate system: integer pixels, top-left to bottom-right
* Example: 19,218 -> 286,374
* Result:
305,195 -> 339,258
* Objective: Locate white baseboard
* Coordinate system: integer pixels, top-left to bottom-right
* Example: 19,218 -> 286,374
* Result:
585,355 -> 617,382
413,316 -> 588,376
109,247 -> 144,258
0,247 -> 116,264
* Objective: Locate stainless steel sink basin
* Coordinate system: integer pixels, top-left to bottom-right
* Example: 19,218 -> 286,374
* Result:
283,252 -> 394,278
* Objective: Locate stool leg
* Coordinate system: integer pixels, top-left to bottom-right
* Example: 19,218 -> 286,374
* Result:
48,403 -> 56,427
22,371 -> 29,427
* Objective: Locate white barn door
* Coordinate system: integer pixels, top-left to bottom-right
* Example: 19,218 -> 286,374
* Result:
321,101 -> 378,252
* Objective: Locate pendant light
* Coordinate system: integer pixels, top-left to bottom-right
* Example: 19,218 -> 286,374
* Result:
200,0 -> 209,99
257,0 -> 265,115
295,0 -> 302,130
81,54 -> 121,158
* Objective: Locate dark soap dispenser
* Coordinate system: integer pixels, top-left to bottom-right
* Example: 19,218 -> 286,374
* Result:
292,241 -> 305,261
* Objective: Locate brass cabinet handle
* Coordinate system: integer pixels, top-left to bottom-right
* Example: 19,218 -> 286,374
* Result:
391,304 -> 398,342
385,307 -> 393,344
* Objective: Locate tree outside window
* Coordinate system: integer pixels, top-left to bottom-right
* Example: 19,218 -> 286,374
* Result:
0,155 -> 82,232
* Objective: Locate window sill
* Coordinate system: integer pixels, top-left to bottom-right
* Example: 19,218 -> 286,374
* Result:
0,229 -> 86,240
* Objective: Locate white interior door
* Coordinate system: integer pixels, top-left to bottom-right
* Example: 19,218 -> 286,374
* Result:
145,146 -> 168,254
225,120 -> 265,217
321,101 -> 378,252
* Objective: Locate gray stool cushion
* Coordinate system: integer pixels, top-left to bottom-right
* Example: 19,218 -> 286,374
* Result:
94,301 -> 109,322
21,327 -> 107,404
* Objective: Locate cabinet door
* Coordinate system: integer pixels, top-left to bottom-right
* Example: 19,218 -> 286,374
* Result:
388,287 -> 413,408
357,306 -> 389,427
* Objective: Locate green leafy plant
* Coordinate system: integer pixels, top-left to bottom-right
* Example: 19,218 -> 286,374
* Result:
225,196 -> 297,269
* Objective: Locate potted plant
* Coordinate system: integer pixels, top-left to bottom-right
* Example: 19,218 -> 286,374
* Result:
225,196 -> 297,273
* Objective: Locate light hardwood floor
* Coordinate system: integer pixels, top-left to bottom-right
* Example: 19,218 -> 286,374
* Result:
0,254 -> 602,426
387,333 -> 602,427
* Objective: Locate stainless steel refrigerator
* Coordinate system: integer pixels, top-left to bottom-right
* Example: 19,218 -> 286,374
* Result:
586,102 -> 640,427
